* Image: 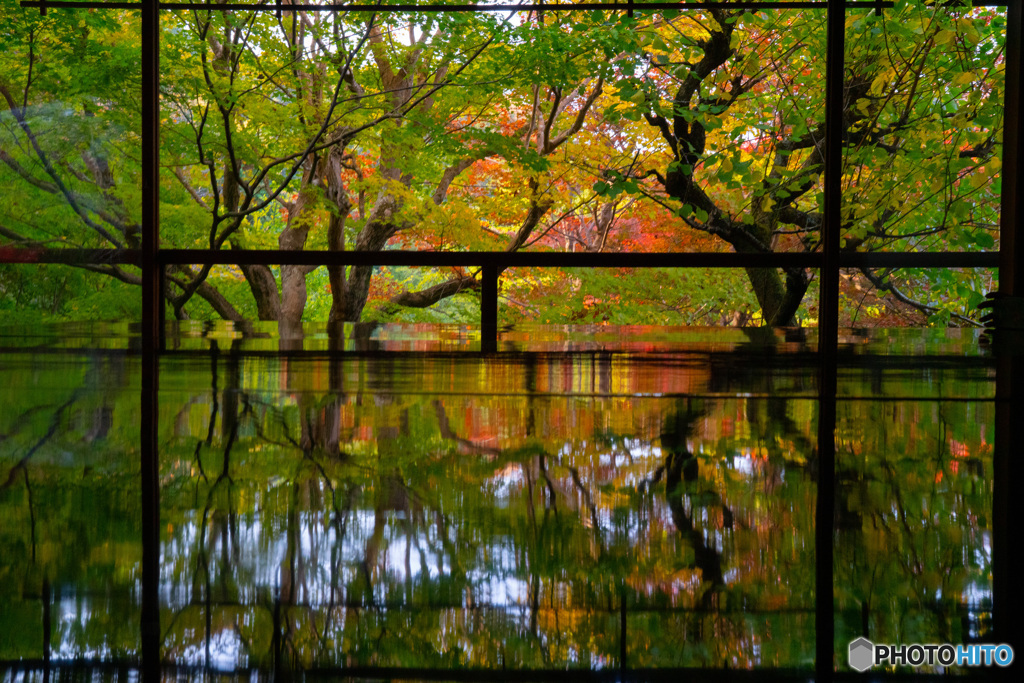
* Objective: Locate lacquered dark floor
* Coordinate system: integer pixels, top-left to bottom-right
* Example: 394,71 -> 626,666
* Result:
0,324 -> 1009,681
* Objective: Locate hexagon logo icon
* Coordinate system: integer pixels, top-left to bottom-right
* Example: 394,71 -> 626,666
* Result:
849,637 -> 875,672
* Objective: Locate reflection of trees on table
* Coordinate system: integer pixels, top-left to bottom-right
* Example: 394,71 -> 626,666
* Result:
0,351 -> 141,662
0,330 -> 995,673
835,399 -> 994,672
157,343 -> 821,671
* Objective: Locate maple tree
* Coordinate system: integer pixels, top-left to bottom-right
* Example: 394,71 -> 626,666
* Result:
0,3 -> 1005,327
596,4 -> 1002,325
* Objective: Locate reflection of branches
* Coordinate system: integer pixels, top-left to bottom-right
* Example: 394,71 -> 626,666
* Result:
880,460 -> 923,577
22,466 -> 37,563
661,403 -> 725,609
876,454 -> 961,642
294,389 -> 358,648
166,350 -> 248,660
276,482 -> 302,668
524,465 -> 538,535
665,451 -> 725,598
247,397 -> 302,450
432,400 -> 500,457
537,454 -> 559,517
567,465 -> 603,542
1,395 -> 76,492
190,348 -> 223,485
311,467 -> 354,648
528,552 -> 553,667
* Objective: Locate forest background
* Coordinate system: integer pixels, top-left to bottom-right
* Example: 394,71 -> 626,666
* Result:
0,1 -> 1007,328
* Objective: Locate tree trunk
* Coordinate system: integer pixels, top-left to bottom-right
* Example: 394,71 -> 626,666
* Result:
326,211 -> 348,324
324,149 -> 352,324
340,191 -> 405,322
222,162 -> 282,321
237,263 -> 281,321
746,267 -> 791,326
277,186 -> 318,336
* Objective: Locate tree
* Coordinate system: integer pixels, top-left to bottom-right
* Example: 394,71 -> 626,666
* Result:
2,3 -> 1004,327
600,5 -> 1002,325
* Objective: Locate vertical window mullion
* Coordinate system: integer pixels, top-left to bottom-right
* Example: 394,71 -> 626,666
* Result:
140,1 -> 161,680
819,0 -> 845,679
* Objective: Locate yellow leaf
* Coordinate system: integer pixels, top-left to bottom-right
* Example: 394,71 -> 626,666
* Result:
952,71 -> 975,88
869,69 -> 895,96
958,19 -> 982,45
743,53 -> 761,76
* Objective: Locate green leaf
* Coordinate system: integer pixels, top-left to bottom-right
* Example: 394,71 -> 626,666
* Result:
973,231 -> 995,249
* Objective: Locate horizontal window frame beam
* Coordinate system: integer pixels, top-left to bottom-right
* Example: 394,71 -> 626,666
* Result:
20,1 -> 1013,13
0,248 -> 1000,269
18,1 -> 844,12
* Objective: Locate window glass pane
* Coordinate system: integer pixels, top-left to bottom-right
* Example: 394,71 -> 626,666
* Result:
157,7 -> 831,326
165,262 -> 481,327
0,262 -> 142,323
838,266 -> 995,327
158,8 -> 826,261
0,8 -> 141,252
842,3 -> 1005,253
503,266 -> 821,327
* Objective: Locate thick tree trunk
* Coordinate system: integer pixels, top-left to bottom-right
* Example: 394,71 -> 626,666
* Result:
324,149 -> 352,324
342,265 -> 375,322
237,263 -> 281,321
278,266 -> 308,341
390,275 -> 479,308
276,186 -> 318,336
326,212 -> 348,324
731,265 -> 809,327
222,162 -> 282,321
194,280 -> 245,322
340,192 -> 405,322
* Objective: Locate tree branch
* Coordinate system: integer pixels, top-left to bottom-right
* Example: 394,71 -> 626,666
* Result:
390,274 -> 479,308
